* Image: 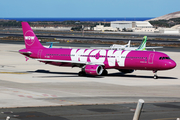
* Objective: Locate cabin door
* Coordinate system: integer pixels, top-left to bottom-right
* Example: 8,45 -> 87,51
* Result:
148,53 -> 155,64
37,49 -> 43,58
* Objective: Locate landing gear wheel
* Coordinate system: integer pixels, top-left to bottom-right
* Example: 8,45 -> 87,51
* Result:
101,69 -> 108,76
154,75 -> 158,79
78,71 -> 86,76
153,70 -> 158,79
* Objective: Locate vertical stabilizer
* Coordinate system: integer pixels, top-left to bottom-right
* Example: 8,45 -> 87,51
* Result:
136,36 -> 147,51
21,22 -> 44,49
127,40 -> 131,47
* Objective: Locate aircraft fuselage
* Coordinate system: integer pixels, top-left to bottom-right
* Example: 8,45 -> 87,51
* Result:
19,48 -> 176,71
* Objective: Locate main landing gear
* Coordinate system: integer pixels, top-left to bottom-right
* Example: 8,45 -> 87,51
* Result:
101,69 -> 108,76
153,70 -> 158,79
78,71 -> 86,76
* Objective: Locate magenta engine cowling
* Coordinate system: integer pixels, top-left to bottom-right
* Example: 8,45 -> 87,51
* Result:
85,65 -> 103,76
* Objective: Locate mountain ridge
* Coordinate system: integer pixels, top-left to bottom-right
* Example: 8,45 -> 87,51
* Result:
148,11 -> 180,21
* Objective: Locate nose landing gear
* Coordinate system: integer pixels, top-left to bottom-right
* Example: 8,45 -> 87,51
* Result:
153,70 -> 158,79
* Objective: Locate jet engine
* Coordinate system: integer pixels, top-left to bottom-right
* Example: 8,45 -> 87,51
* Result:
118,69 -> 134,73
84,65 -> 104,76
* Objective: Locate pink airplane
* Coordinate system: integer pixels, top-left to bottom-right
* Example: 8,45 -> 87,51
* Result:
19,22 -> 176,79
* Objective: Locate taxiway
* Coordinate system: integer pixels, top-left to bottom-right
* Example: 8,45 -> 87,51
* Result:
0,43 -> 180,119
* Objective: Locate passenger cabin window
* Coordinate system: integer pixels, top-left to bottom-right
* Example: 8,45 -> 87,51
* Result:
159,57 -> 170,60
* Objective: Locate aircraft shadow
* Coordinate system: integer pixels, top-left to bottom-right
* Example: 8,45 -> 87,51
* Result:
27,69 -> 177,79
27,69 -> 103,78
107,72 -> 178,79
28,69 -> 78,75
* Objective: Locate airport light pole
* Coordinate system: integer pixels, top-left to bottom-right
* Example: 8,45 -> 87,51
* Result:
82,25 -> 84,37
6,116 -> 10,120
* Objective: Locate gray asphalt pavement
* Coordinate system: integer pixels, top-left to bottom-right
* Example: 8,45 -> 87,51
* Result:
1,102 -> 180,120
0,39 -> 180,120
0,31 -> 180,44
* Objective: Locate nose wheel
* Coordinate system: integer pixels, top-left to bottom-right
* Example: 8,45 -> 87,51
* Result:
153,70 -> 158,79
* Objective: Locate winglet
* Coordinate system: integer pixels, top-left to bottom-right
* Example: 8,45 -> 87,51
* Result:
21,22 -> 44,49
136,36 -> 147,51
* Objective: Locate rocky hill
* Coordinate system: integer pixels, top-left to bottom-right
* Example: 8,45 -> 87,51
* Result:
148,11 -> 180,21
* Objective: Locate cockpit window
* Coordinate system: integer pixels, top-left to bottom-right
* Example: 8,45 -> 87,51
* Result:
159,57 -> 170,60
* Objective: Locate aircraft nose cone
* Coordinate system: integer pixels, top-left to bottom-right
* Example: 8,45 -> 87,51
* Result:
161,60 -> 176,70
168,60 -> 176,69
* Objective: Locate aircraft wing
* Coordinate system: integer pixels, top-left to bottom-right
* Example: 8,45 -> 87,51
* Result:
91,41 -> 131,50
91,46 -> 126,50
124,47 -> 137,50
36,59 -> 104,66
90,47 -> 111,49
145,46 -> 163,49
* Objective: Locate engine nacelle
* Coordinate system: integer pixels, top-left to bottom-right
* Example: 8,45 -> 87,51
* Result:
84,65 -> 103,76
119,69 -> 134,73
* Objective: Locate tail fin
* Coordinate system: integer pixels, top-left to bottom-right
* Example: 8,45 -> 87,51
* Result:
136,36 -> 147,51
127,40 -> 131,47
21,22 -> 44,49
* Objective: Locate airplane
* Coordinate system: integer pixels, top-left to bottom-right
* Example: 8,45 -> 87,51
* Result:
125,36 -> 163,51
92,36 -> 163,51
91,40 -> 131,50
19,22 -> 176,79
106,40 -> 131,50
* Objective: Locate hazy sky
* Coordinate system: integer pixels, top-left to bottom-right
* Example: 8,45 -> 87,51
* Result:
1,0 -> 180,18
